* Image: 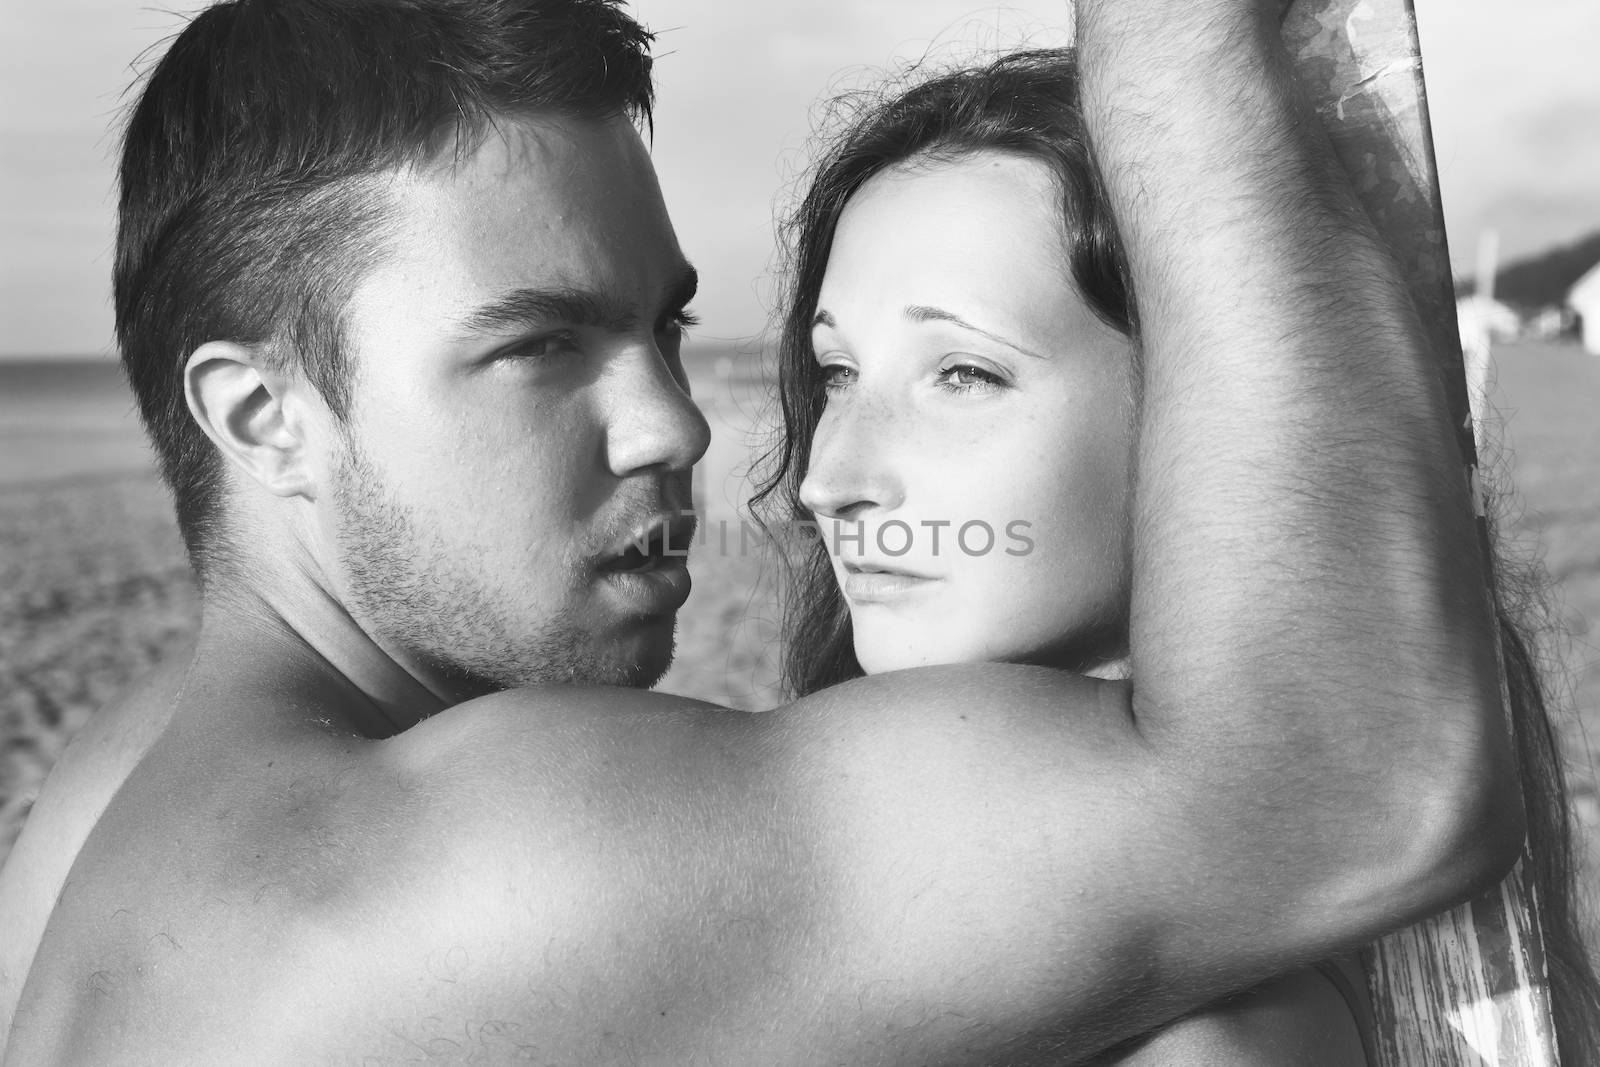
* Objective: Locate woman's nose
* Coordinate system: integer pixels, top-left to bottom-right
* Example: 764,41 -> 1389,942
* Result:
798,397 -> 905,521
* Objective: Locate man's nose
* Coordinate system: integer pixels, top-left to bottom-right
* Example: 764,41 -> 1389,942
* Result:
797,395 -> 905,521
604,346 -> 712,477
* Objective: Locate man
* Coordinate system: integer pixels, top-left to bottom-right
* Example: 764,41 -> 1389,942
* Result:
0,0 -> 1519,1062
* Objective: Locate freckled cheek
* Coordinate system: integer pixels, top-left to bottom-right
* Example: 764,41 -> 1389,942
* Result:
909,425 -> 1080,533
930,435 -> 1129,607
894,416 -> 1023,517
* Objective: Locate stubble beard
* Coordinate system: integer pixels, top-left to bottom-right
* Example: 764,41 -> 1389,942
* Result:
330,435 -> 672,701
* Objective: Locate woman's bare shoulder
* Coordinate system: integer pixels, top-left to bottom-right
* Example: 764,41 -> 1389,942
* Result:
1096,959 -> 1370,1067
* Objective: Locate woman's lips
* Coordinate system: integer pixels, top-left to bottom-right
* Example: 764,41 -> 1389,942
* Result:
840,561 -> 940,603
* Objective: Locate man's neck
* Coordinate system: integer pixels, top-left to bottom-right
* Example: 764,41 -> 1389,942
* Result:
194,567 -> 450,738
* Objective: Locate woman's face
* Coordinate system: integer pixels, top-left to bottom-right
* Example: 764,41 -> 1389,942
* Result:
799,151 -> 1137,674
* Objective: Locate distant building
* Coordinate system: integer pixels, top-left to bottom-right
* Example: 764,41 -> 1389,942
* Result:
1568,261 -> 1600,355
1526,305 -> 1571,340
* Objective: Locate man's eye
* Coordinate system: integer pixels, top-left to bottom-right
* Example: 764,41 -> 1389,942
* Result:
662,308 -> 700,337
503,332 -> 579,361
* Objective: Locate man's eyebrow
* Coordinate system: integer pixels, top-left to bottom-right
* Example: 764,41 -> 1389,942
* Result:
904,305 -> 1045,359
457,287 -> 634,335
453,266 -> 699,338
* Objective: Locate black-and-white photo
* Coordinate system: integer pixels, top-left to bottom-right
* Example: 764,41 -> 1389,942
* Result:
3,1 -> 1597,1062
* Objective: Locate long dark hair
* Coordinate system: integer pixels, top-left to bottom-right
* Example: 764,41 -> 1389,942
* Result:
751,48 -> 1135,697
750,46 -> 1600,1061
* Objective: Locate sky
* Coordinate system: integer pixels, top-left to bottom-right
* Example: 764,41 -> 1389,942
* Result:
2,0 -> 1597,356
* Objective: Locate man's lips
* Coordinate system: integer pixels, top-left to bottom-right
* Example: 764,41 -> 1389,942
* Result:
597,512 -> 699,573
591,512 -> 696,618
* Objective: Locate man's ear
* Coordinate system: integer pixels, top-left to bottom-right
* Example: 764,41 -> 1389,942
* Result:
185,341 -> 320,500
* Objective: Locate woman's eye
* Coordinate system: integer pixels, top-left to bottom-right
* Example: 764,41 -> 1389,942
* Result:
937,363 -> 1005,391
818,363 -> 856,390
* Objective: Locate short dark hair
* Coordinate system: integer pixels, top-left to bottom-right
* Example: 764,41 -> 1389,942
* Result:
115,0 -> 656,580
752,48 -> 1135,698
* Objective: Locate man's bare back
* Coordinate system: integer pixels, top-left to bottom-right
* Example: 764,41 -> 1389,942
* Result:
0,698 -> 1374,1065
4,646 -> 1393,1065
0,0 -> 1519,1062
0,655 -> 181,1036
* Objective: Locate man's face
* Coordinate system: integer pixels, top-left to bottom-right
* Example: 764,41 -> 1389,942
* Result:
320,114 -> 709,699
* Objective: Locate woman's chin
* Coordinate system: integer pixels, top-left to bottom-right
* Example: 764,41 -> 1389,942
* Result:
853,635 -> 1131,678
853,636 -> 1025,676
1082,656 -> 1131,680
853,640 -> 963,676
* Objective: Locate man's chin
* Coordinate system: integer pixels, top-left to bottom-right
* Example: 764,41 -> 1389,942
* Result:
410,613 -> 678,699
605,613 -> 678,690
529,611 -> 678,691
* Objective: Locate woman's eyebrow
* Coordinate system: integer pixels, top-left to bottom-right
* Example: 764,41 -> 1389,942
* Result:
903,304 -> 1045,359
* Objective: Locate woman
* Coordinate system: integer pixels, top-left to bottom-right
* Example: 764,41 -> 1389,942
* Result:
753,48 -> 1600,1064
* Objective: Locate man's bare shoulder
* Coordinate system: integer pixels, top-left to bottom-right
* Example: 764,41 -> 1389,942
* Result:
0,651 -> 187,1050
5,669 -> 1178,1066
397,664 -> 1124,771
371,665 -> 1126,847
23,662 -> 1090,956
179,669 -> 1133,1063
140,668 -> 1140,1064
0,673 -> 440,1064
375,666 -> 1137,895
4,649 -> 189,871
